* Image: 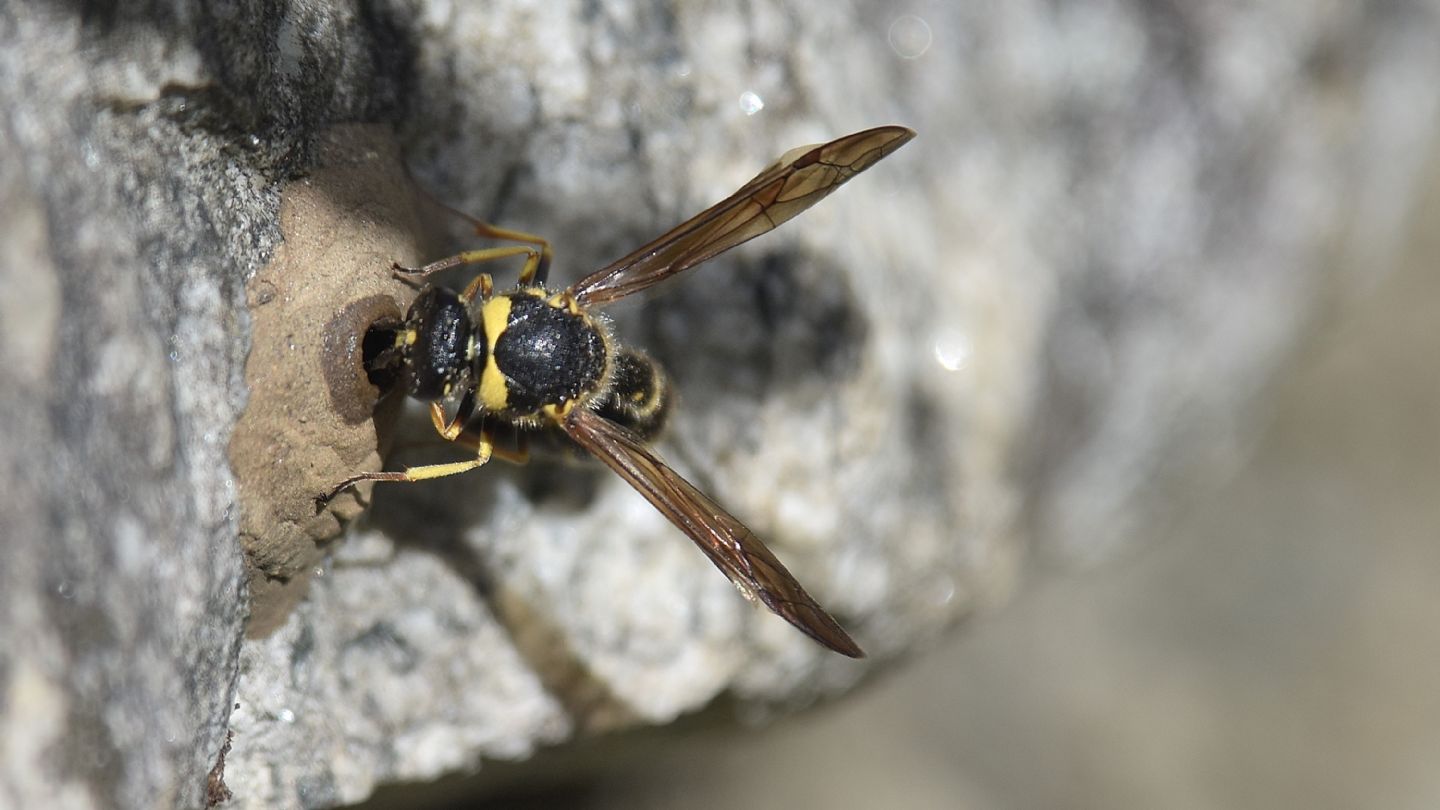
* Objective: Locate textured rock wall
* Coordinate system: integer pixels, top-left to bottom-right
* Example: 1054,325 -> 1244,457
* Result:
1,2 -> 1435,809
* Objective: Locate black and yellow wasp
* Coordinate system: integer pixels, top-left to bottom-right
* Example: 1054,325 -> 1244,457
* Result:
323,126 -> 915,656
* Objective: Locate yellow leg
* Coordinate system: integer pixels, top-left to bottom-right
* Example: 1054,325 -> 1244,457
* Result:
430,402 -> 467,440
490,436 -> 530,465
454,422 -> 530,464
408,179 -> 555,284
453,244 -> 540,301
514,248 -> 544,288
395,243 -> 547,299
458,216 -> 553,286
460,272 -> 494,303
381,452 -> 492,482
394,245 -> 538,285
316,431 -> 493,508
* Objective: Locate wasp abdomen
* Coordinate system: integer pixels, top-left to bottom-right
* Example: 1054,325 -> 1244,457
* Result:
595,349 -> 672,440
492,292 -> 607,414
403,286 -> 476,401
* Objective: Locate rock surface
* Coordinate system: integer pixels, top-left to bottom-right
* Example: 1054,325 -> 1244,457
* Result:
0,2 -> 1435,809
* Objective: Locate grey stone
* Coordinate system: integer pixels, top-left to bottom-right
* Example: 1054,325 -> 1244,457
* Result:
0,2 -> 1436,809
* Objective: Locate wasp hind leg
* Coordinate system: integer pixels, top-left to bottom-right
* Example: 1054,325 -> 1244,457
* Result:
409,176 -> 554,285
391,246 -> 541,299
446,208 -> 553,287
467,220 -> 552,287
314,405 -> 498,510
451,420 -> 531,465
315,439 -> 494,509
395,212 -> 553,290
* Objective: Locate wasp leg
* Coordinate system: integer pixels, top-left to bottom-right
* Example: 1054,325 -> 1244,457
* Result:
452,421 -> 531,465
322,449 -> 492,495
408,180 -> 554,284
424,401 -> 534,465
445,211 -> 552,285
454,244 -> 542,303
466,221 -> 551,286
393,244 -> 539,287
315,453 -> 492,509
493,438 -> 530,466
429,401 -> 468,441
315,403 -> 493,509
316,429 -> 495,504
459,272 -> 494,303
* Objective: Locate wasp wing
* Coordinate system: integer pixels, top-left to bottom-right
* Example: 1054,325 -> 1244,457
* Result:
562,405 -> 864,657
568,126 -> 915,308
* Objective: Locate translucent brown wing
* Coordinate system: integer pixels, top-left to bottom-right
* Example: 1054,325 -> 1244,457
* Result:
567,125 -> 915,308
561,405 -> 864,657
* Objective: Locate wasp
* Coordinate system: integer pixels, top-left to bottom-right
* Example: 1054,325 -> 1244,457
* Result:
322,126 -> 915,657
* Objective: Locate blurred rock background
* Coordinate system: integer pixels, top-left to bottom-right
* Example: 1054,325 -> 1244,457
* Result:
524,140 -> 1440,810
2,1 -> 1437,808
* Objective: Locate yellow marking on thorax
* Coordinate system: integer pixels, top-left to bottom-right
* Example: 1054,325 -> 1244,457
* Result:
478,295 -> 512,412
542,401 -> 575,423
547,289 -> 582,315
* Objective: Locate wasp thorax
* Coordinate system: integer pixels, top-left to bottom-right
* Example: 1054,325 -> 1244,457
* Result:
489,290 -> 608,417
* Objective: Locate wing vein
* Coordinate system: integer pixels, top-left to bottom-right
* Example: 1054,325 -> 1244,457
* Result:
568,126 -> 915,308
562,407 -> 864,657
